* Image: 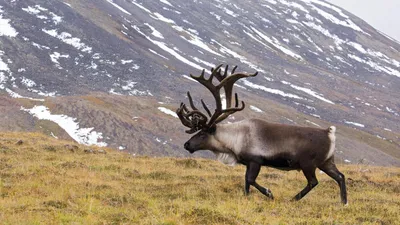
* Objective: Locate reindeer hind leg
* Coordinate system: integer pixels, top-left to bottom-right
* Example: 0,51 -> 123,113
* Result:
318,158 -> 347,204
293,167 -> 318,201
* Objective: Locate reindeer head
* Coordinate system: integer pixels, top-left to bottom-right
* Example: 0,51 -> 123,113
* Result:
176,64 -> 258,153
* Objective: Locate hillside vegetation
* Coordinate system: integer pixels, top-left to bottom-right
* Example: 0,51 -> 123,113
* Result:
0,132 -> 399,224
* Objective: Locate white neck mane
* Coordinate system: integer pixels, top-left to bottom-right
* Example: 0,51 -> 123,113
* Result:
212,121 -> 249,166
215,152 -> 238,166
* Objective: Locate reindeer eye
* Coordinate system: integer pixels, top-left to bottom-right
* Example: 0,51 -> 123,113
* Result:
199,132 -> 207,138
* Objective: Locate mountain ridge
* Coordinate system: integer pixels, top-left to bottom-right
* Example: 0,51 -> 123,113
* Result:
0,0 -> 399,166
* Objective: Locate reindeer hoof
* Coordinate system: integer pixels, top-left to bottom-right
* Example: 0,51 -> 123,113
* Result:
263,188 -> 274,199
267,193 -> 274,200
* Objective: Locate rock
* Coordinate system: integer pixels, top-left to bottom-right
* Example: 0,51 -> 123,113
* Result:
64,144 -> 79,152
44,145 -> 56,152
97,149 -> 107,154
84,149 -> 94,154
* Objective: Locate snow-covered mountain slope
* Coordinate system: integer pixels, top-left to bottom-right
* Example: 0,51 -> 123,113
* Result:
0,0 -> 399,166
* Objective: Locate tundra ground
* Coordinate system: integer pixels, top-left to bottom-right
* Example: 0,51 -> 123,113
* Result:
0,132 -> 399,224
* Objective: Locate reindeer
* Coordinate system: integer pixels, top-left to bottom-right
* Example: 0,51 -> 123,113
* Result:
176,64 -> 347,204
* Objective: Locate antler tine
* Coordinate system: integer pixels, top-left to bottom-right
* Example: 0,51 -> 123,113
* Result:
201,99 -> 212,117
200,68 -> 205,79
217,71 -> 257,110
235,93 -> 239,107
218,71 -> 258,90
222,101 -> 245,114
208,66 -> 258,127
210,64 -> 223,81
177,93 -> 209,133
191,64 -> 223,83
182,104 -> 190,113
222,93 -> 244,113
187,91 -> 198,111
214,64 -> 228,82
184,111 -> 208,121
210,64 -> 223,73
190,64 -> 224,106
231,65 -> 238,74
214,93 -> 245,124
224,65 -> 229,78
176,103 -> 193,128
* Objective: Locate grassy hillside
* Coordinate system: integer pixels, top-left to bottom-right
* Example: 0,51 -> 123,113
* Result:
0,132 -> 399,224
4,92 -> 400,166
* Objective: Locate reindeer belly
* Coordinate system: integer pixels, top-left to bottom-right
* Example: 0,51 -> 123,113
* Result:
261,156 -> 301,170
237,153 -> 301,170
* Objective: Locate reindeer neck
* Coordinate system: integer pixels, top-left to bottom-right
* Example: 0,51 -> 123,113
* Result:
213,121 -> 248,155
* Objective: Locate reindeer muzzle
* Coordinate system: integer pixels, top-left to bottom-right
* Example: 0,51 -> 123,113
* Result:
184,142 -> 195,153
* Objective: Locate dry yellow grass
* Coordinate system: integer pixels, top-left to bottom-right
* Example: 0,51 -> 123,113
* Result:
1,132 -> 399,224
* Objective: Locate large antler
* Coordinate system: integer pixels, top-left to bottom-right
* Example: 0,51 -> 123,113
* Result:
177,64 -> 258,133
176,92 -> 209,134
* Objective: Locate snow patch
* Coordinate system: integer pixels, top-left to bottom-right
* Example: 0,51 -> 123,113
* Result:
173,25 -> 222,56
277,0 -> 309,13
50,52 -> 69,69
106,0 -> 131,15
121,59 -> 133,64
21,105 -> 107,146
6,89 -> 44,101
50,12 -> 62,24
243,80 -> 303,100
303,21 -> 344,50
192,57 -> 215,68
22,5 -> 62,24
251,26 -> 303,60
117,80 -> 153,96
160,0 -> 173,7
22,6 -> 41,14
300,0 -> 365,33
158,107 -> 178,118
133,25 -> 204,71
152,12 -> 175,23
344,120 -> 365,128
281,81 -> 334,104
305,120 -> 321,127
250,105 -> 263,113
42,29 -> 92,53
212,40 -> 266,73
0,54 -> 10,72
210,12 -> 221,21
145,23 -> 164,39
148,49 -> 169,60
32,42 -> 51,50
0,6 -> 18,37
182,75 -> 196,82
223,7 -> 238,17
21,77 -> 36,88
348,54 -> 400,78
